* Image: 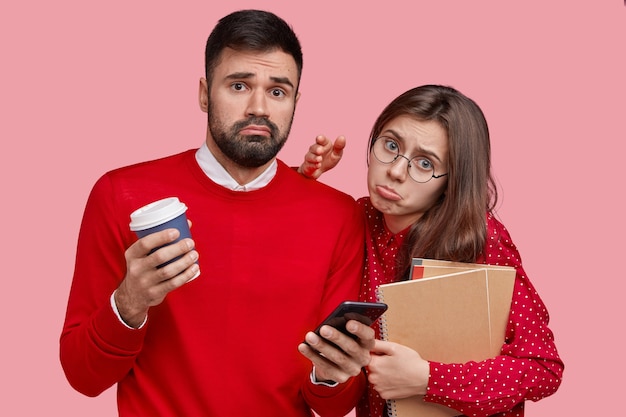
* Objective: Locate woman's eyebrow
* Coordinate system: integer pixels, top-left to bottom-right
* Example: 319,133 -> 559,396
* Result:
381,128 -> 444,164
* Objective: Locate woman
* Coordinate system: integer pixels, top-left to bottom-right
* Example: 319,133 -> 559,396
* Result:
299,85 -> 563,417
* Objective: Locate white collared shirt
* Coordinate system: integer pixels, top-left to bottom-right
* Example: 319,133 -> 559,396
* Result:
195,142 -> 277,191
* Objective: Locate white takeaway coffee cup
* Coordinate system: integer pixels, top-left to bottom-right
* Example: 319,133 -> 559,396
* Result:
129,197 -> 198,278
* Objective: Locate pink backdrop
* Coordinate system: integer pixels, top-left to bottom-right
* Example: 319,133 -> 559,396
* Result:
2,1 -> 624,415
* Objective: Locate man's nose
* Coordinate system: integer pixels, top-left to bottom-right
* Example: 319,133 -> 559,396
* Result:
246,90 -> 269,118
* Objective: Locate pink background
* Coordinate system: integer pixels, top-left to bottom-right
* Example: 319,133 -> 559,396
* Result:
2,1 -> 624,415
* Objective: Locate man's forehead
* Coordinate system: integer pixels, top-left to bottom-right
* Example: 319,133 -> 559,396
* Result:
215,48 -> 298,83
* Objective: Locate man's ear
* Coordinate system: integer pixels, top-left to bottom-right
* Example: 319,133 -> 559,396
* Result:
295,91 -> 301,105
199,78 -> 209,113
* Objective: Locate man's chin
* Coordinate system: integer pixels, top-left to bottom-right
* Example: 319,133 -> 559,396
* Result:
235,158 -> 273,168
240,135 -> 268,143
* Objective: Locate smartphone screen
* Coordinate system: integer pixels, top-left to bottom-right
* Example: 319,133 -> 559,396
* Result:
313,301 -> 388,340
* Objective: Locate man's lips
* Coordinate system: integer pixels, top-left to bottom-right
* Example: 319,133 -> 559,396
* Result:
376,185 -> 402,201
239,125 -> 271,136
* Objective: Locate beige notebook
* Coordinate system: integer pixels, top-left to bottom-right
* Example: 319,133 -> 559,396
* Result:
376,259 -> 516,417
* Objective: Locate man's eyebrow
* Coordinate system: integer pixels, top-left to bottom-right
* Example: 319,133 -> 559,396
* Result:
225,72 -> 295,89
270,76 -> 295,89
225,72 -> 255,80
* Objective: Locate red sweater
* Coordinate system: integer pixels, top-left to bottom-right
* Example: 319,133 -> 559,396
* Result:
60,150 -> 365,417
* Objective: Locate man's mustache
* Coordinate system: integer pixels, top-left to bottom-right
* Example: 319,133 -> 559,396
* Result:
233,117 -> 278,136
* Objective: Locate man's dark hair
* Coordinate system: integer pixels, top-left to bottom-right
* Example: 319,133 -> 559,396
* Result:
205,9 -> 303,87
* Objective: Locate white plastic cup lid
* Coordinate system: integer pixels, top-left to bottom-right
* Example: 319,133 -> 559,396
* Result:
129,197 -> 188,231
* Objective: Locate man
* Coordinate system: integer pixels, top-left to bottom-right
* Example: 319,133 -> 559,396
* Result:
60,9 -> 372,417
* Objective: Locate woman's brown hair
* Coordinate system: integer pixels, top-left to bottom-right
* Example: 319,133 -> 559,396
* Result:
368,85 -> 498,279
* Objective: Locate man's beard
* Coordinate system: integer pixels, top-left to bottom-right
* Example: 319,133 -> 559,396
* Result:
208,109 -> 293,168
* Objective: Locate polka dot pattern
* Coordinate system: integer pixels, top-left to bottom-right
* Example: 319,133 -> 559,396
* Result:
355,198 -> 563,417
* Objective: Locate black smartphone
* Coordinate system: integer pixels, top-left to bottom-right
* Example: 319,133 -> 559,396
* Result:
311,301 -> 388,344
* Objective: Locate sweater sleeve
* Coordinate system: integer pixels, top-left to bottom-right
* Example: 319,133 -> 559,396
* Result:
423,216 -> 564,417
300,196 -> 367,416
60,174 -> 147,397
302,371 -> 367,417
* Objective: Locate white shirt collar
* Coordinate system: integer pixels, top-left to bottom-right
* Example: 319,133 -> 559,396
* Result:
195,142 -> 277,191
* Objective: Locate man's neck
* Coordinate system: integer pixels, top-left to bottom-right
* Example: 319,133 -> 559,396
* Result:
206,140 -> 273,185
196,142 -> 277,192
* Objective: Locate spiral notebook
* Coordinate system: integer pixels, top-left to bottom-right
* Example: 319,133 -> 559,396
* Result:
375,259 -> 516,417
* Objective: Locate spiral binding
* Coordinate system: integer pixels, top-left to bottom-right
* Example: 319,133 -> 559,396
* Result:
386,399 -> 398,417
376,288 -> 398,416
375,287 -> 388,342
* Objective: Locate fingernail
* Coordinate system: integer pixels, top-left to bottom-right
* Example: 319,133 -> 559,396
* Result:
306,332 -> 320,345
320,326 -> 332,338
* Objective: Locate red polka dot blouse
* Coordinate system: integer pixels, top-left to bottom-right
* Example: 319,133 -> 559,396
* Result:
356,198 -> 563,417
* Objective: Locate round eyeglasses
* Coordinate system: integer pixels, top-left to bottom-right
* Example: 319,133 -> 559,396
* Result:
371,136 -> 448,183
